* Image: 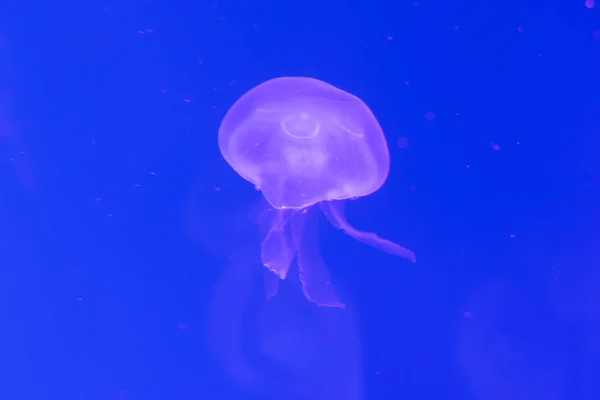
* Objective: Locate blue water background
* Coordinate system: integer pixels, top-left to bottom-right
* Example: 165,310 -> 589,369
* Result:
1,0 -> 600,399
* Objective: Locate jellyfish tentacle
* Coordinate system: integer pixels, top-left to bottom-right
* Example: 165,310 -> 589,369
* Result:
290,209 -> 345,309
260,208 -> 296,279
263,267 -> 280,301
320,201 -> 416,263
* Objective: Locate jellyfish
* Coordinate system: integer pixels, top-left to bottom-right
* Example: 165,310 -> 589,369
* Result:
218,76 -> 415,308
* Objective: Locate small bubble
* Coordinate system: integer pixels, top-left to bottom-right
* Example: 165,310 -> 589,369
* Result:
397,137 -> 410,149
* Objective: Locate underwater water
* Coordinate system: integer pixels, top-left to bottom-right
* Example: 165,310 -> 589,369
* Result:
1,0 -> 600,399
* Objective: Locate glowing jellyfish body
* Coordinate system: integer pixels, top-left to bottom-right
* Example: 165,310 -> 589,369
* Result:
218,77 -> 415,308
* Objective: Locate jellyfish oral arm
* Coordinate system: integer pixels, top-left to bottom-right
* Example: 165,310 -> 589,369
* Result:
290,211 -> 346,309
260,210 -> 296,279
320,201 -> 416,263
260,207 -> 345,309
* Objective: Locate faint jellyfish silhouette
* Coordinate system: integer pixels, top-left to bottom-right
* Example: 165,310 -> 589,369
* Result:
218,76 -> 415,308
207,244 -> 364,399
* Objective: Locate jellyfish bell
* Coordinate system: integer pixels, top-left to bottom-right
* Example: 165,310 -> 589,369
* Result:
218,76 -> 415,308
218,77 -> 389,210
